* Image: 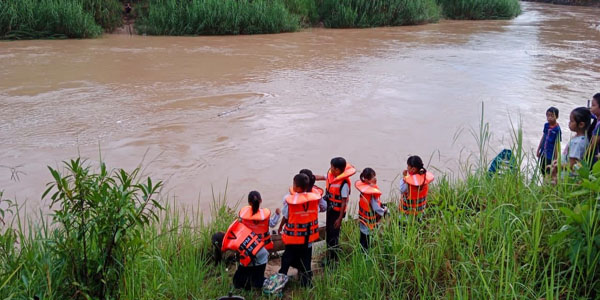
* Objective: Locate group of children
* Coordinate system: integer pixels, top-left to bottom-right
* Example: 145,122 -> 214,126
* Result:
537,93 -> 600,181
212,92 -> 600,292
215,156 -> 434,290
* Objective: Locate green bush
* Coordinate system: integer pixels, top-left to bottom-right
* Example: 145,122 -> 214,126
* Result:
318,0 -> 441,28
437,0 -> 521,20
42,159 -> 163,299
284,0 -> 319,25
80,0 -> 123,32
137,0 -> 300,35
0,0 -> 103,39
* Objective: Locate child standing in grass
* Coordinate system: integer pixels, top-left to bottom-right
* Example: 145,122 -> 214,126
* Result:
586,93 -> 600,166
355,168 -> 387,251
278,173 -> 326,287
399,156 -> 434,217
314,157 -> 356,264
537,107 -> 562,175
218,219 -> 270,290
551,107 -> 591,182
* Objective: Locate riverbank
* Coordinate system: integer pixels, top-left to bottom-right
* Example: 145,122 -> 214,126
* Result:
1,143 -> 599,298
522,0 -> 600,6
1,0 -> 521,39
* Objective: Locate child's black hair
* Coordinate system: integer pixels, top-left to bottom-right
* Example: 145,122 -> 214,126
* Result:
407,155 -> 427,175
248,191 -> 261,215
546,107 -> 559,118
293,173 -> 310,192
299,169 -> 316,191
360,168 -> 376,182
572,107 -> 592,136
330,157 -> 347,171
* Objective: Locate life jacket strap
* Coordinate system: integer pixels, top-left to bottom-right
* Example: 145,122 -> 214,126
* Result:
286,220 -> 318,229
282,228 -> 319,236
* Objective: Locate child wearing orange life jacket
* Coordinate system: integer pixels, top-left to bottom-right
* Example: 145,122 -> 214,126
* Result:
355,168 -> 387,251
399,156 -> 434,217
315,157 -> 356,263
238,191 -> 281,251
219,219 -> 269,290
277,173 -> 327,287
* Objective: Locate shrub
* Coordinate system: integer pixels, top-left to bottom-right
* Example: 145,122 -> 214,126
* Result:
0,0 -> 102,39
284,0 -> 319,25
137,0 -> 299,35
318,0 -> 441,28
42,159 -> 163,299
437,0 -> 521,20
80,0 -> 123,32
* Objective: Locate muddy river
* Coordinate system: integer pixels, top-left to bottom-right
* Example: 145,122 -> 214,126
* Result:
1,2 -> 599,216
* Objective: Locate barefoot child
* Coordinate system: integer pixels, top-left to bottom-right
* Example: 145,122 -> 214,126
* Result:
399,156 -> 434,217
355,168 -> 387,251
238,191 -> 281,251
537,107 -> 562,175
552,107 -> 591,181
278,173 -> 326,287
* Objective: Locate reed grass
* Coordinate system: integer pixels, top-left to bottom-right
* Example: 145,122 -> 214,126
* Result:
318,0 -> 441,28
81,0 -> 123,32
437,0 -> 522,20
0,0 -> 103,39
136,0 -> 300,35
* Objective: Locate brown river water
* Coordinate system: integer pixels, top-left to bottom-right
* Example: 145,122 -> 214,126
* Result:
1,2 -> 599,216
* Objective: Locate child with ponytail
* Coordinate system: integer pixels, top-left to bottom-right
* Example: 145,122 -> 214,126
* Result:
230,191 -> 280,289
354,167 -> 387,251
399,156 -> 434,217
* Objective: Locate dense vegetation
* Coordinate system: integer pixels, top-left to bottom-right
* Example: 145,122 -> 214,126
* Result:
0,0 -> 103,39
317,0 -> 441,28
1,121 -> 598,298
0,0 -> 524,39
437,0 -> 522,20
135,0 -> 299,35
0,0 -> 122,39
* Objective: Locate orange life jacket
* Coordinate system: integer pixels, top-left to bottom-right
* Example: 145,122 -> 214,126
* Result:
238,206 -> 273,250
221,220 -> 265,266
325,164 -> 356,212
355,180 -> 383,230
400,172 -> 434,215
282,192 -> 321,245
289,186 -> 324,198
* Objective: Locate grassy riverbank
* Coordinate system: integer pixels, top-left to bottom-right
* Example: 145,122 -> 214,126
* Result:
522,0 -> 600,6
1,0 -> 522,39
437,0 -> 522,20
1,132 -> 599,298
135,0 -> 299,35
0,0 -> 122,39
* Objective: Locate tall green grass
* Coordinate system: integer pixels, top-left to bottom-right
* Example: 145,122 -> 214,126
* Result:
0,0 -> 103,39
318,0 -> 441,28
137,0 -> 300,35
437,0 -> 521,20
2,112 -> 597,298
284,0 -> 320,25
81,0 -> 123,32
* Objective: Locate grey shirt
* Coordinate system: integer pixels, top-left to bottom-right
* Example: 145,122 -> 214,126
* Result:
247,247 -> 269,266
562,135 -> 589,164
